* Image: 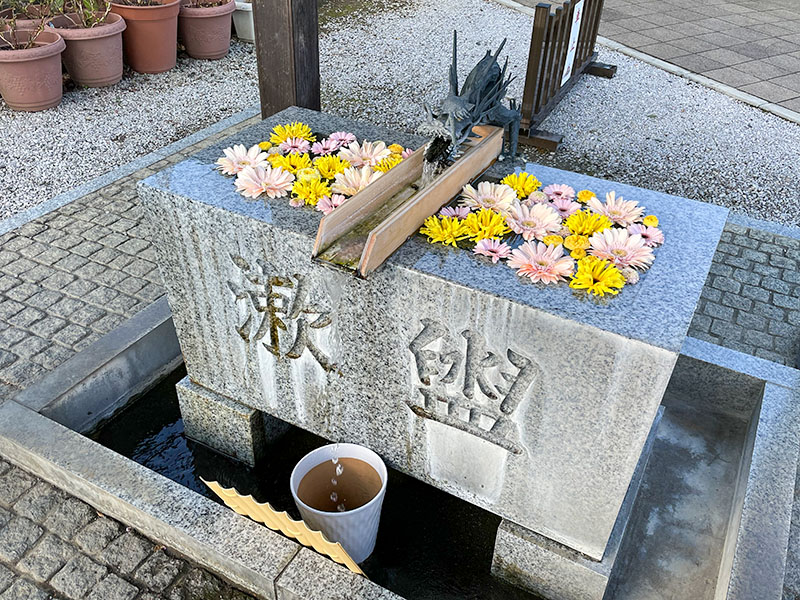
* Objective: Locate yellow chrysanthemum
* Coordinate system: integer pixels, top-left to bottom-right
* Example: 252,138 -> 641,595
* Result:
570,248 -> 587,259
643,215 -> 659,227
388,143 -> 405,155
463,209 -> 510,242
268,152 -> 312,174
419,216 -> 469,247
374,154 -> 403,173
570,257 -> 626,297
577,190 -> 596,204
296,168 -> 321,184
292,178 -> 331,207
563,234 -> 590,251
258,141 -> 272,151
565,210 -> 613,236
269,122 -> 316,145
542,235 -> 564,246
313,155 -> 350,179
500,172 -> 541,198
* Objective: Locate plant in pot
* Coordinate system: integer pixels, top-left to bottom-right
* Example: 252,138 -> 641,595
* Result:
0,11 -> 66,111
230,0 -> 251,43
47,0 -> 127,87
178,0 -> 232,60
2,0 -> 56,28
109,0 -> 179,73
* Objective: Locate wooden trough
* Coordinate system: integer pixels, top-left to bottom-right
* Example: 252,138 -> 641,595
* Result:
312,125 -> 505,277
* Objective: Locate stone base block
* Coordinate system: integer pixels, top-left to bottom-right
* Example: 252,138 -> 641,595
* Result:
492,407 -> 664,600
176,377 -> 288,466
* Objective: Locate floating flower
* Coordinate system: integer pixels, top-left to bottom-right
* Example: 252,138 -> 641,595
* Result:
331,166 -> 383,196
543,184 -> 575,202
401,148 -> 415,159
235,166 -> 294,199
525,191 -> 549,205
570,248 -> 587,259
563,234 -> 590,251
439,206 -> 471,219
375,154 -> 403,173
587,192 -> 644,227
316,194 -> 348,215
216,144 -> 269,175
463,209 -> 510,242
296,168 -> 321,184
542,235 -> 564,246
388,143 -> 405,155
551,197 -> 581,219
313,155 -> 350,179
258,141 -> 272,151
419,215 -> 469,247
270,122 -> 316,145
267,152 -> 312,174
473,239 -> 511,263
292,178 -> 331,207
577,190 -> 596,204
328,131 -> 357,149
338,140 -> 392,167
565,210 -> 612,236
569,256 -> 626,297
627,223 -> 665,247
620,266 -> 640,284
279,137 -> 311,155
507,242 -> 575,284
501,172 -> 541,199
643,215 -> 659,227
588,228 -> 655,270
505,202 -> 562,241
459,182 -> 516,215
311,138 -> 339,156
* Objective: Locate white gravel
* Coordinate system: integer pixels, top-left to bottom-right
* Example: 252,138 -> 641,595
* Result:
3,0 -> 800,227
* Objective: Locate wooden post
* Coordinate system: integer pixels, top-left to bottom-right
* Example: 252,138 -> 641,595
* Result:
251,0 -> 321,119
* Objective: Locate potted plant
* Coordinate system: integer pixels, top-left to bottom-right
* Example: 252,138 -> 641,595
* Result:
109,0 -> 178,73
178,0 -> 232,60
2,0 -> 55,28
0,15 -> 65,111
48,0 -> 126,87
230,0 -> 251,43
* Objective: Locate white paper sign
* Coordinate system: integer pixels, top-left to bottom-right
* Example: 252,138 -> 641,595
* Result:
560,0 -> 585,87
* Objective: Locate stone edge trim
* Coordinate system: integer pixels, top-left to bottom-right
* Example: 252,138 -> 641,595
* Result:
490,0 -> 800,128
12,296 -> 182,434
0,105 -> 262,237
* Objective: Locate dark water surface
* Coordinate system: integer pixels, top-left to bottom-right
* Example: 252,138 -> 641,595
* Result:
93,369 -> 540,600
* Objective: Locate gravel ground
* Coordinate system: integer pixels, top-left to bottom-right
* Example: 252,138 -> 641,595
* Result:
2,0 -> 800,225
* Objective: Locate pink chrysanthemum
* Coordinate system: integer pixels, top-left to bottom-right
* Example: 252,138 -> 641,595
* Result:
627,223 -> 665,247
525,191 -> 550,205
505,201 -> 562,241
401,148 -> 415,159
459,182 -> 516,216
507,242 -> 575,283
440,206 -> 471,219
551,197 -> 581,219
331,166 -> 383,196
216,144 -> 269,175
311,138 -> 339,156
328,131 -> 357,149
338,140 -> 392,167
473,239 -> 512,263
234,166 -> 295,199
316,194 -> 347,215
587,191 -> 644,227
589,228 -> 655,270
279,137 -> 311,155
543,184 -> 575,202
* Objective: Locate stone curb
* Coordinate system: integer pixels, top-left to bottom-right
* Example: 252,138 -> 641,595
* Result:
0,105 -> 261,238
489,0 -> 800,128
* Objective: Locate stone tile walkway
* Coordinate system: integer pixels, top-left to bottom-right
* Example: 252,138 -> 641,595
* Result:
515,0 -> 800,113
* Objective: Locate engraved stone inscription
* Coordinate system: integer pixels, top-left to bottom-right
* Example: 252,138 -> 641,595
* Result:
409,318 -> 540,453
228,254 -> 336,372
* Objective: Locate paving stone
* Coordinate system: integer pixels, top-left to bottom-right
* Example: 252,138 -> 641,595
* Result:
63,279 -> 98,299
733,234 -> 759,249
133,551 -> 183,593
96,233 -> 129,249
0,564 -> 13,594
761,277 -> 794,295
0,237 -> 32,252
50,234 -> 84,251
13,482 -> 66,523
29,344 -> 74,371
99,532 -> 153,573
6,307 -> 45,329
69,305 -> 106,328
105,294 -> 140,315
73,262 -> 107,280
117,239 -> 151,256
70,241 -> 104,258
741,284 -> 771,303
0,360 -> 44,388
0,300 -> 25,322
39,271 -> 76,291
774,294 -> 800,310
704,303 -> 735,320
50,555 -> 108,600
736,312 -> 768,330
721,292 -> 753,311
34,246 -> 70,266
0,578 -> 49,600
755,348 -> 787,363
74,517 -> 121,556
4,282 -> 42,303
754,301 -> 787,321
0,276 -> 21,293
3,258 -> 39,279
86,573 -> 139,600
52,255 -> 89,272
743,329 -> 774,350
9,336 -> 49,360
0,351 -> 16,371
83,286 -> 119,307
0,517 -> 43,563
134,282 -> 164,303
52,324 -> 90,348
79,225 -> 114,243
167,568 -> 225,600
0,327 -> 27,348
741,248 -> 768,263
0,467 -> 37,508
43,497 -> 95,541
709,262 -> 733,276
49,297 -> 86,320
94,270 -> 128,289
0,506 -> 10,529
16,533 -> 77,582
710,319 -> 744,341
89,313 -> 126,335
74,333 -> 102,352
25,290 -> 65,312
770,254 -> 797,269
689,314 -> 712,333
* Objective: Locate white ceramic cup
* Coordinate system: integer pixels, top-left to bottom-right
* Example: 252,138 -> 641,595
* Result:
290,443 -> 387,564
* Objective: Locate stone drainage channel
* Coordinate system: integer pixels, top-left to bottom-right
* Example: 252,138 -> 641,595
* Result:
0,291 -> 795,600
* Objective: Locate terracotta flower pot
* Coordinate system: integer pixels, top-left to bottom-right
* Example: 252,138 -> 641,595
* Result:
178,0 -> 234,60
48,13 -> 127,87
0,29 -> 65,111
110,0 -> 180,73
5,4 -> 53,28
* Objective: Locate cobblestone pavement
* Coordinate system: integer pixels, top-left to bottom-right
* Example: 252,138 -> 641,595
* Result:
0,458 -> 256,600
0,115 -> 260,400
515,0 -> 800,114
687,222 -> 800,367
